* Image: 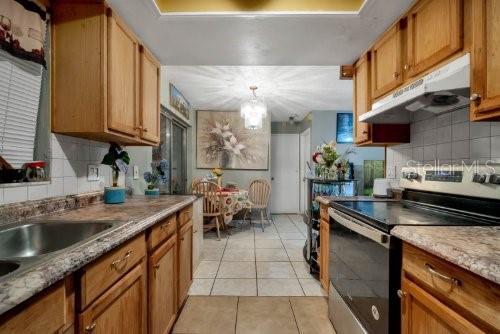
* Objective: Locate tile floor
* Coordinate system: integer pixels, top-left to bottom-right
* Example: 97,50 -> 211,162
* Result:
190,214 -> 326,297
173,296 -> 336,334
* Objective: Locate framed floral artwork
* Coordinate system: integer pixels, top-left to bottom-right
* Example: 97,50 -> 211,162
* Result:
196,110 -> 269,170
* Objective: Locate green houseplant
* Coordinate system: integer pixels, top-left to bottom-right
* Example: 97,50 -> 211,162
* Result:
101,143 -> 130,203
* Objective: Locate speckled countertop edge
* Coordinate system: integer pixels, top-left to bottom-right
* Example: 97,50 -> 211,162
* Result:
0,195 -> 197,315
392,226 -> 500,285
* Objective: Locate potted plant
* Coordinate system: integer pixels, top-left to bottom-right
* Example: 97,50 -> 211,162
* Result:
212,167 -> 223,187
312,141 -> 355,180
143,160 -> 169,196
101,143 -> 130,204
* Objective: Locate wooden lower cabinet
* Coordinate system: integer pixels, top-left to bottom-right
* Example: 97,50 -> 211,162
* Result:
79,261 -> 147,334
148,234 -> 178,334
178,220 -> 193,308
401,277 -> 483,334
319,218 -> 329,292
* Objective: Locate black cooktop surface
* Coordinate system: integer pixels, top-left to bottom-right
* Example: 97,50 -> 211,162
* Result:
330,200 -> 500,233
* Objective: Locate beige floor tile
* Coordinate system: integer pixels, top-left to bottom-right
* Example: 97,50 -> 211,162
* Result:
173,296 -> 237,334
228,230 -> 255,239
257,279 -> 304,296
282,239 -> 306,249
254,231 -> 280,240
204,238 -> 228,248
299,278 -> 327,296
288,214 -> 304,223
222,248 -> 255,261
285,247 -> 305,261
211,279 -> 257,296
236,297 -> 299,334
256,248 -> 289,261
276,225 -> 301,233
279,232 -> 306,240
217,261 -> 256,278
255,239 -> 284,249
272,215 -> 292,223
189,279 -> 215,296
257,262 -> 297,278
254,224 -> 277,233
202,247 -> 224,261
290,297 -> 335,334
291,261 -> 314,279
226,238 -> 254,249
194,261 -> 220,279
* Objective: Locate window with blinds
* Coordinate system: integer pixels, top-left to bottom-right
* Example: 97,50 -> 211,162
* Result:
0,49 -> 43,168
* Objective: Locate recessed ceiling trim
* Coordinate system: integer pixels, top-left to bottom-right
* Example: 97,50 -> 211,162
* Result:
144,0 -> 369,18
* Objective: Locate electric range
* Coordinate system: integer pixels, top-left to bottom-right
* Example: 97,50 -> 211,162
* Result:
327,165 -> 500,334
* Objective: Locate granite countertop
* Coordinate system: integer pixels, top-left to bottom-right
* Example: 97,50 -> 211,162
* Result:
0,195 -> 197,315
315,195 -> 397,205
392,226 -> 500,285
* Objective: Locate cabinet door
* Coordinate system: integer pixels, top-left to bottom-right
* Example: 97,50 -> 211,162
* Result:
406,0 -> 463,78
178,221 -> 193,307
192,198 -> 204,271
149,234 -> 177,334
79,262 -> 147,334
107,11 -> 140,137
371,23 -> 404,99
470,0 -> 500,121
139,47 -> 160,143
401,277 -> 483,334
319,219 -> 329,292
353,53 -> 371,144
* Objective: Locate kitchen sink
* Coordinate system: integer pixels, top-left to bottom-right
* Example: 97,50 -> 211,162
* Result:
0,261 -> 20,277
0,222 -> 115,258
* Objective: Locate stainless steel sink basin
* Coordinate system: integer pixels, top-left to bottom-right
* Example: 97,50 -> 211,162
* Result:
0,261 -> 20,277
0,222 -> 114,258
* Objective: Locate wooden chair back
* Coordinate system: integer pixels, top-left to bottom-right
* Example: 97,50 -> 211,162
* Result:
191,177 -> 203,193
193,181 -> 221,216
248,179 -> 271,208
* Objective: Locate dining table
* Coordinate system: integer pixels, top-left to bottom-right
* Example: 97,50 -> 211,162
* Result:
218,188 -> 251,224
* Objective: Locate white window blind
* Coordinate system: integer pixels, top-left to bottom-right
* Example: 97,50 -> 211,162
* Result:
0,49 -> 43,168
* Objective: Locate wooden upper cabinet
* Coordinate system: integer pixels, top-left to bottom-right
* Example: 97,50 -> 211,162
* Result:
371,22 -> 404,99
353,53 -> 371,144
51,2 -> 160,145
107,11 -> 140,138
470,0 -> 500,121
140,47 -> 161,143
405,0 -> 463,78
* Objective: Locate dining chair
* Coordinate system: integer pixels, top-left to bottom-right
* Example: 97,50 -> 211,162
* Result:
193,181 -> 224,240
190,176 -> 203,193
244,179 -> 271,231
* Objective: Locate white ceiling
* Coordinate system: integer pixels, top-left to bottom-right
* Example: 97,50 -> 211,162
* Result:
107,0 -> 414,66
162,66 -> 353,121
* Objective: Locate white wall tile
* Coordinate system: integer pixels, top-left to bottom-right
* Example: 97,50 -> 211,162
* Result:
48,177 -> 64,197
436,126 -> 452,144
412,147 -> 424,162
4,186 -> 28,204
0,189 -> 4,204
51,158 -> 64,177
63,177 -> 78,195
452,108 -> 469,124
469,122 -> 491,139
436,113 -> 452,128
470,137 -> 491,159
452,140 -> 470,159
28,184 -> 48,200
436,143 -> 452,160
423,129 -> 436,146
423,145 -> 437,161
492,123 -> 500,136
452,122 -> 469,141
63,159 -> 77,177
492,136 -> 500,158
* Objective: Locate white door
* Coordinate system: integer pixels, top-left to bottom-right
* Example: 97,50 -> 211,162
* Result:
299,128 -> 311,213
271,134 -> 300,214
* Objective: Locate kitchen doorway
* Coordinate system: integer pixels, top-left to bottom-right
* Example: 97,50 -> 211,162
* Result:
270,134 -> 300,214
299,128 -> 311,214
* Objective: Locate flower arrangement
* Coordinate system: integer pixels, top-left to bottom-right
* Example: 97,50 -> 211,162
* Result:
101,143 -> 130,187
144,159 -> 169,190
312,141 -> 355,180
212,167 -> 223,186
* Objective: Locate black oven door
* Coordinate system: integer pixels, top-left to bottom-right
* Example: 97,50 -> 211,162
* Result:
329,208 -> 399,334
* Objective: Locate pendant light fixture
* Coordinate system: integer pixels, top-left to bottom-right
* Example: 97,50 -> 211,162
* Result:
240,86 -> 267,130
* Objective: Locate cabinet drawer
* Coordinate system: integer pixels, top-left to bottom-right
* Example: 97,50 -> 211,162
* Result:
79,233 -> 146,309
402,243 -> 500,331
0,281 -> 67,333
148,214 -> 177,250
178,205 -> 193,226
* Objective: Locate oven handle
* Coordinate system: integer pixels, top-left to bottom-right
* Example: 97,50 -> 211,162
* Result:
328,208 -> 390,248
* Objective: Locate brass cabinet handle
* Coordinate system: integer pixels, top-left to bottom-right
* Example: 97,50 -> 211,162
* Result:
403,64 -> 411,70
160,222 -> 171,229
425,263 -> 461,286
393,72 -> 400,78
397,289 -> 406,298
85,323 -> 97,333
111,250 -> 132,270
470,93 -> 481,102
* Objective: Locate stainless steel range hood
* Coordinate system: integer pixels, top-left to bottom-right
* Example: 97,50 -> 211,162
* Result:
359,53 -> 470,124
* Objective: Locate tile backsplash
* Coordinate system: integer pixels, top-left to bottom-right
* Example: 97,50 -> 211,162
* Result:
386,106 -> 500,182
1,134 -> 112,204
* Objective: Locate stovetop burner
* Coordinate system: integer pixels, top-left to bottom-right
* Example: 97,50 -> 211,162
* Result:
330,199 -> 500,233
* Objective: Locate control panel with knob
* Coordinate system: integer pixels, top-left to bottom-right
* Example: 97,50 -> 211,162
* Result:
489,174 -> 500,185
472,173 -> 487,184
402,172 -> 419,180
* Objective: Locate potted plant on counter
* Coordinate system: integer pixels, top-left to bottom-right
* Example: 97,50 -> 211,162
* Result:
101,143 -> 130,204
143,159 -> 169,196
